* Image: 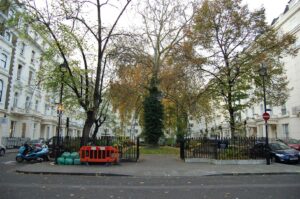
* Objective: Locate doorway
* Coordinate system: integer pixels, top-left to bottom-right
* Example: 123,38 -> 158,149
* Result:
22,123 -> 26,138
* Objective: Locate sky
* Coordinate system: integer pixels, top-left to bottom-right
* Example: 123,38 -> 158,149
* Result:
32,1 -> 290,27
243,0 -> 289,24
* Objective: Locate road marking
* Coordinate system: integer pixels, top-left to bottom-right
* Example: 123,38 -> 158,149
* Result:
3,161 -> 17,165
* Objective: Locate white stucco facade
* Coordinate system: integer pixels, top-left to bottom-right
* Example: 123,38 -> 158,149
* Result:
244,0 -> 300,140
0,4 -> 83,147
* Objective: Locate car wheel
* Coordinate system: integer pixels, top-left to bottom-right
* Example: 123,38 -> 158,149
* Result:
0,149 -> 5,156
16,156 -> 24,163
270,156 -> 275,163
274,156 -> 280,163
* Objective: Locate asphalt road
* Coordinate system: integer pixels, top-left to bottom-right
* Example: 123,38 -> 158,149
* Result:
1,152 -> 300,199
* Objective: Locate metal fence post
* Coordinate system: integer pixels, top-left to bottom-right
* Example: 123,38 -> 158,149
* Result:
180,139 -> 185,160
214,137 -> 218,159
136,137 -> 140,161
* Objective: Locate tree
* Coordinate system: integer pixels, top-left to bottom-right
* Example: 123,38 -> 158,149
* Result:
136,0 -> 196,85
143,80 -> 164,145
188,0 -> 297,137
159,60 -> 211,139
137,0 -> 196,144
109,62 -> 149,134
16,0 -> 132,145
110,0 -> 213,143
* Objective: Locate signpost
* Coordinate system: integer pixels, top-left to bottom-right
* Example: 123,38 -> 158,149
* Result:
262,112 -> 270,165
262,112 -> 270,121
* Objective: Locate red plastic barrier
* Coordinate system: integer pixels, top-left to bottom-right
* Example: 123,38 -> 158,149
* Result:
80,146 -> 119,163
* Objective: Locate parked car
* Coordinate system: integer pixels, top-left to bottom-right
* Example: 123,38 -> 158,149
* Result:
0,144 -> 6,156
250,141 -> 300,163
284,139 -> 300,151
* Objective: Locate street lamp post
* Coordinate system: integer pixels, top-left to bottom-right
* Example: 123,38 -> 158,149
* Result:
55,62 -> 67,164
259,63 -> 270,165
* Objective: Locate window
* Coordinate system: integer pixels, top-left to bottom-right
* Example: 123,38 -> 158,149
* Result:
18,17 -> 23,29
13,92 -> 18,107
46,126 -> 50,139
260,104 -> 264,114
0,80 -> 3,102
4,31 -> 11,42
0,28 -> 4,37
8,8 -> 15,18
24,24 -> 29,34
33,123 -> 37,138
22,123 -> 26,138
34,32 -> 39,41
44,103 -> 49,114
269,105 -> 273,116
25,96 -> 30,109
30,50 -> 35,63
281,105 -> 287,115
20,43 -> 25,55
28,71 -> 33,85
10,121 -> 16,137
0,53 -> 8,69
282,124 -> 289,139
17,65 -> 22,80
37,82 -> 41,89
35,100 -> 39,111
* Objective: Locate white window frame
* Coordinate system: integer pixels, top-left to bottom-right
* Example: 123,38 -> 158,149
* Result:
17,64 -> 22,80
30,50 -> 35,63
8,8 -> 15,18
0,80 -> 3,102
281,105 -> 287,115
20,42 -> 25,56
4,31 -> 11,42
28,70 -> 33,85
0,53 -> 8,69
282,124 -> 289,139
35,100 -> 39,111
13,92 -> 18,107
25,96 -> 30,109
260,104 -> 264,114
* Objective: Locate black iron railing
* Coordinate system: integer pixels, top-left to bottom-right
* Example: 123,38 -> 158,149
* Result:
181,136 -> 266,160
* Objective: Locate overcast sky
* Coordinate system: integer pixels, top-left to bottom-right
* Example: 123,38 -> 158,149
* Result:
243,0 -> 289,24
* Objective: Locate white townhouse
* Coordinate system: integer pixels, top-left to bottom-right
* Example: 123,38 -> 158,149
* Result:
0,3 -> 83,146
243,0 -> 300,140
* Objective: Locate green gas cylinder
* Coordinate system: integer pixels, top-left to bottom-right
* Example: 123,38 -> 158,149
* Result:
57,157 -> 65,165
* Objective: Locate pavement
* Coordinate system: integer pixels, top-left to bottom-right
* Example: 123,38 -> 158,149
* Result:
15,154 -> 300,177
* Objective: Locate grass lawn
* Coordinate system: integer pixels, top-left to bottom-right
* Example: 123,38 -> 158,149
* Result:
140,146 -> 179,155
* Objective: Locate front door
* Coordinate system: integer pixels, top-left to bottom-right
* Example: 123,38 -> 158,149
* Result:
22,123 -> 26,138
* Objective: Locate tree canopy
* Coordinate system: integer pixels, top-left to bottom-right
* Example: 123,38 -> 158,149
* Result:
187,0 -> 297,136
14,0 -> 133,145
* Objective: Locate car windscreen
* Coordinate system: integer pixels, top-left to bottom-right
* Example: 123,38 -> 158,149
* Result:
269,142 -> 290,150
288,139 -> 299,144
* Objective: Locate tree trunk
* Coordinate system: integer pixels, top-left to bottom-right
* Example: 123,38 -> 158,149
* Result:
229,107 -> 235,138
80,111 -> 95,146
228,84 -> 235,138
92,124 -> 100,145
